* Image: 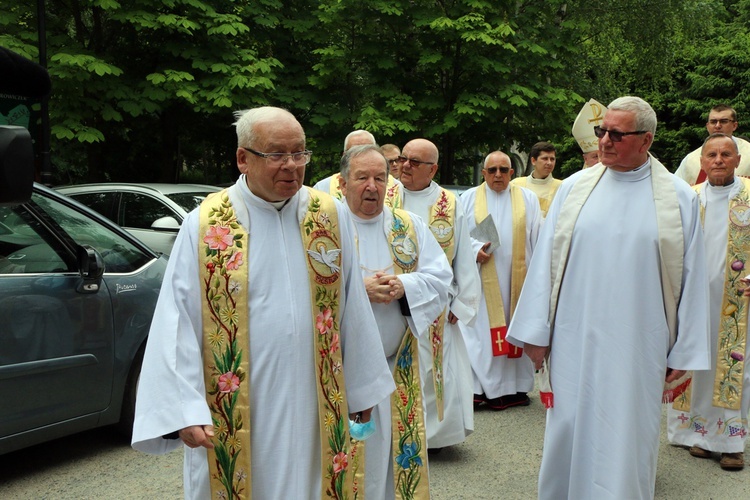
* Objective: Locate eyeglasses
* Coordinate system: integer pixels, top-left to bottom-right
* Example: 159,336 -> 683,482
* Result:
396,155 -> 434,167
387,158 -> 400,166
593,126 -> 647,143
708,118 -> 735,126
241,147 -> 313,166
485,166 -> 510,175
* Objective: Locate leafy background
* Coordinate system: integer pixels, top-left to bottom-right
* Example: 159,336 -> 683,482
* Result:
2,0 -> 746,187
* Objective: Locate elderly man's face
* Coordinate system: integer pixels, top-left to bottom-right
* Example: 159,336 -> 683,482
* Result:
597,109 -> 653,172
238,116 -> 306,202
706,109 -> 738,136
701,136 -> 740,186
399,141 -> 438,191
582,151 -> 600,167
341,150 -> 388,219
482,153 -> 513,193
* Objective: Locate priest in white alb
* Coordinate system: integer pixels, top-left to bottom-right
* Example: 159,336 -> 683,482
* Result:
507,96 -> 711,499
339,144 -> 453,499
131,107 -> 395,500
668,133 -> 750,471
460,151 -> 541,410
397,138 -> 481,449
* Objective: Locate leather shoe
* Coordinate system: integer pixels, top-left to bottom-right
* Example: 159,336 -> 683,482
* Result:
689,446 -> 712,458
720,452 -> 744,470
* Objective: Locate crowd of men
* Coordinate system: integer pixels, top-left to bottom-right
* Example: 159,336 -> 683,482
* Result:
131,98 -> 750,499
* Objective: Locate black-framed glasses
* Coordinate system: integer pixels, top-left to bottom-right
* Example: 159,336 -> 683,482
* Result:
708,118 -> 735,126
387,158 -> 400,166
485,166 -> 510,175
593,126 -> 647,143
241,147 -> 313,166
396,155 -> 434,167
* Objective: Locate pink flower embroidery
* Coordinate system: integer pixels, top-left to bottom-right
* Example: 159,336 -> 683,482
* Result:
330,332 -> 340,354
226,251 -> 244,270
332,452 -> 348,473
316,308 -> 334,335
218,371 -> 240,393
204,225 -> 234,251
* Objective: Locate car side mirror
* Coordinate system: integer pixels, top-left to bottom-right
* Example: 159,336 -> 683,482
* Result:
76,244 -> 104,293
151,216 -> 181,232
0,126 -> 34,206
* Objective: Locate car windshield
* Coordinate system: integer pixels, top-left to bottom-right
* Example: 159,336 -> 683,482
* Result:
166,192 -> 214,212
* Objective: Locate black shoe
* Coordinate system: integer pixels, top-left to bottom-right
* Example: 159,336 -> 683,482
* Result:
473,393 -> 486,408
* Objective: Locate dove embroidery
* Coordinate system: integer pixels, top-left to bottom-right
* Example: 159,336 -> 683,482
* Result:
393,237 -> 417,258
307,243 -> 342,273
731,207 -> 750,225
431,224 -> 452,239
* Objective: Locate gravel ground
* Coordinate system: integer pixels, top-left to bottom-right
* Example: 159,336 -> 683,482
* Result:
1,390 -> 747,499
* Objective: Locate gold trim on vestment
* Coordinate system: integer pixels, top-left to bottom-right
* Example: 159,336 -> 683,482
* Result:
387,208 -> 430,499
474,183 -> 526,357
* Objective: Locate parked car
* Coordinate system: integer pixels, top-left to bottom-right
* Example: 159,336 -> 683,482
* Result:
0,183 -> 168,455
443,184 -> 472,197
56,183 -> 221,255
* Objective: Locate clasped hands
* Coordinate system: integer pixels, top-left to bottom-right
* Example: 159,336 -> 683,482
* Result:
364,273 -> 405,304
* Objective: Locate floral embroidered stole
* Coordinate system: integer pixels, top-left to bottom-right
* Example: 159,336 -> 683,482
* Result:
387,208 -> 430,499
674,179 -> 750,411
427,187 -> 457,421
474,183 -> 526,358
199,189 -> 356,499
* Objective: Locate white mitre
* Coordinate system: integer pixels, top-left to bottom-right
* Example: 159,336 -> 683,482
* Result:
572,98 -> 607,153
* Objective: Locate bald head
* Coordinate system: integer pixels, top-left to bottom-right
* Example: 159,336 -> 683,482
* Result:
482,151 -> 513,192
399,139 -> 439,191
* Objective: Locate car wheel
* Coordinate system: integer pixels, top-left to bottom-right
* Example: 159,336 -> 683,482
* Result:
117,345 -> 145,437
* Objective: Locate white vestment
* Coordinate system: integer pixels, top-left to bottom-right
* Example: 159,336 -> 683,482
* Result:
668,178 -> 750,453
131,178 -> 395,500
509,174 -> 562,217
312,173 -> 340,194
402,181 -> 481,448
459,184 -> 541,399
674,137 -> 750,185
507,163 -> 711,499
348,207 -> 453,499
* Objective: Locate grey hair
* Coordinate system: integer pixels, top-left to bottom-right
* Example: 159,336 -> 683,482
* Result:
607,96 -> 657,135
233,107 -> 300,148
343,130 -> 376,151
703,133 -> 739,153
484,151 -> 511,168
340,144 -> 388,179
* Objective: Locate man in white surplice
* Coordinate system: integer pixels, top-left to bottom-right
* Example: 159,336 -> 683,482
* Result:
339,144 -> 453,499
397,138 -> 481,449
668,133 -> 750,471
312,129 -> 377,194
507,96 -> 711,499
131,107 -> 395,499
460,151 -> 541,411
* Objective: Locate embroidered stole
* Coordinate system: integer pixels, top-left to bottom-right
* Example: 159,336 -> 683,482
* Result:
387,208 -> 430,499
385,178 -> 403,209
328,174 -> 344,200
674,179 -> 750,411
199,188 -> 356,499
513,175 -> 561,216
474,183 -> 526,358
427,188 -> 457,421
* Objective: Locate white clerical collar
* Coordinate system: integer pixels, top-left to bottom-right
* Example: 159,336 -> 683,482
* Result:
606,158 -> 651,182
347,205 -> 384,226
236,174 -> 295,211
484,182 -> 509,198
403,180 -> 440,199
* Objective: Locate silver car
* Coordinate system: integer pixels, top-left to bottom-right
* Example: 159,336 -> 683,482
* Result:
0,184 -> 167,455
56,183 -> 221,255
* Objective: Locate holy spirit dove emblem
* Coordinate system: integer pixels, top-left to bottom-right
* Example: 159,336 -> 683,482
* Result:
730,204 -> 750,228
306,229 -> 341,285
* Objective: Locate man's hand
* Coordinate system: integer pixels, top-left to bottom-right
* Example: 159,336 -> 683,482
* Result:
447,311 -> 458,324
349,407 -> 374,423
665,368 -> 686,384
364,273 -> 403,304
179,425 -> 215,449
524,343 -> 549,371
476,241 -> 492,264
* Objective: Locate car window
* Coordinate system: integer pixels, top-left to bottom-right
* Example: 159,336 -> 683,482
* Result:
0,206 -> 71,274
33,192 -> 154,273
67,191 -> 118,221
166,191 -> 214,213
120,192 -> 179,228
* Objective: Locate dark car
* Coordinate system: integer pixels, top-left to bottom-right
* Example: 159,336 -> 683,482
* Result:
0,183 -> 167,455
